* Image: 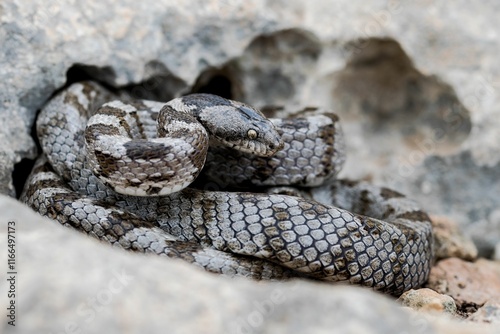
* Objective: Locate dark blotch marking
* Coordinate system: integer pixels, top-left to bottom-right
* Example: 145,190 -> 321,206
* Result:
380,187 -> 405,199
301,106 -> 319,112
124,140 -> 171,161
85,123 -> 121,145
127,100 -> 149,111
63,92 -> 88,117
338,179 -> 360,188
238,105 -> 263,121
146,186 -> 163,196
34,159 -> 56,174
124,102 -> 147,139
313,204 -> 328,215
97,105 -> 133,137
396,210 -> 431,222
317,122 -> 336,178
201,197 -> 217,222
97,105 -> 126,118
280,118 -> 310,130
162,240 -> 203,261
49,192 -> 84,221
353,190 -> 373,217
158,105 -> 200,139
159,105 -> 198,124
180,93 -> 232,116
93,150 -> 120,177
81,82 -> 98,102
275,211 -> 290,221
104,211 -> 155,242
260,105 -> 284,118
321,112 -> 340,123
382,206 -> 396,219
360,217 -> 382,236
252,157 -> 276,183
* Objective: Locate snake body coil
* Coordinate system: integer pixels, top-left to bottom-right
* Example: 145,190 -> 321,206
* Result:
22,81 -> 434,295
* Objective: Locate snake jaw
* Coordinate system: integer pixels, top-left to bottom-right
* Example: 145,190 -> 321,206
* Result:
219,120 -> 284,157
218,136 -> 283,157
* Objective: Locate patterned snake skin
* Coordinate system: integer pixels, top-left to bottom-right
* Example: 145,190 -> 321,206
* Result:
21,81 -> 434,295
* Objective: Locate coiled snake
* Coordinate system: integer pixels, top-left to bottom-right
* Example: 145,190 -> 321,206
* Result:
21,81 -> 434,295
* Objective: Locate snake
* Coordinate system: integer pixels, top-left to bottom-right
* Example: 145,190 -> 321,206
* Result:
21,81 -> 434,295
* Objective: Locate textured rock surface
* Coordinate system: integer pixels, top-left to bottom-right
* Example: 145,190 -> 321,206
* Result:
494,243 -> 500,261
469,301 -> 500,324
399,288 -> 457,315
430,215 -> 478,261
0,195 -> 495,333
427,258 -> 500,310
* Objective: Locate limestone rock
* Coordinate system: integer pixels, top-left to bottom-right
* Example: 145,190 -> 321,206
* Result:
427,258 -> 500,312
399,288 -> 457,315
430,215 -> 478,261
468,301 -> 500,324
494,242 -> 500,261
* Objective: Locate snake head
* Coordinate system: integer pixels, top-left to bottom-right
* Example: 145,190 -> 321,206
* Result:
181,94 -> 284,157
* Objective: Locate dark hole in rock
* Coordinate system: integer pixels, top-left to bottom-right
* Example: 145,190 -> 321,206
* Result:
66,64 -> 117,87
122,61 -> 187,102
66,61 -> 187,102
13,158 -> 36,198
14,114 -> 40,198
122,74 -> 187,102
229,28 -> 322,106
331,37 -> 472,153
191,70 -> 234,99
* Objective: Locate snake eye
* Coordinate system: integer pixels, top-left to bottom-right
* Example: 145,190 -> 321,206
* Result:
247,129 -> 258,140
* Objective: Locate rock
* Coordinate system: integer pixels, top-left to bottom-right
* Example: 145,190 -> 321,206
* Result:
468,301 -> 500,324
494,242 -> 500,261
404,154 -> 500,258
398,288 -> 457,315
466,208 -> 500,258
430,215 -> 478,261
427,258 -> 500,313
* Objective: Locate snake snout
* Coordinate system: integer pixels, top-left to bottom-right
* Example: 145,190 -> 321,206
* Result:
259,130 -> 284,157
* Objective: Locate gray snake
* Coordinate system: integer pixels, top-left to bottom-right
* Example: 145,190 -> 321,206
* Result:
21,81 -> 434,295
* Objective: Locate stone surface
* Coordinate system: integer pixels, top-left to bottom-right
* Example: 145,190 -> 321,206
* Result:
427,258 -> 500,311
405,154 -> 500,257
399,288 -> 457,315
1,194 -> 489,334
494,243 -> 500,261
430,215 -> 478,261
467,208 -> 500,258
469,301 -> 500,324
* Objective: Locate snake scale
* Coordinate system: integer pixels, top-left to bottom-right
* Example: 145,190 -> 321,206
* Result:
21,81 -> 434,295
